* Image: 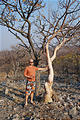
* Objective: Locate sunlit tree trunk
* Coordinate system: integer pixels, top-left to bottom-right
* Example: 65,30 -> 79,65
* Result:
44,38 -> 68,103
44,43 -> 54,103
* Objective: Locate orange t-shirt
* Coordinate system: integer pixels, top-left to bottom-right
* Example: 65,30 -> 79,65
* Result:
24,66 -> 38,81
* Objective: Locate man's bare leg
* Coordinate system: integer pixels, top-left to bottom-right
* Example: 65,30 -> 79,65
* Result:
30,92 -> 35,105
25,95 -> 28,105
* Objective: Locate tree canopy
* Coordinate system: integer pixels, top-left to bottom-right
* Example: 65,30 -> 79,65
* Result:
0,0 -> 80,65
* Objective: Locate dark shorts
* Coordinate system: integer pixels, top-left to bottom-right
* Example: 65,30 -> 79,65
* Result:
26,81 -> 35,95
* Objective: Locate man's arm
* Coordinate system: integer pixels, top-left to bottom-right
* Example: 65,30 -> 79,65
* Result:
38,66 -> 48,71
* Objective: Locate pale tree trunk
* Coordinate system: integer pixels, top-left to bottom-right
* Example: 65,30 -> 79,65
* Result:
44,43 -> 54,103
44,38 -> 69,103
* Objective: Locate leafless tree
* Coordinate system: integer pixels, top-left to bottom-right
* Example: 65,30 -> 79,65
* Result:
35,0 -> 80,102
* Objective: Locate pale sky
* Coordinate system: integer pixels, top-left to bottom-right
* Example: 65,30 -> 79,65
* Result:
0,0 -> 57,51
0,26 -> 19,51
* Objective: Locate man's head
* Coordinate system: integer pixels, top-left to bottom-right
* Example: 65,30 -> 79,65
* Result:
29,59 -> 34,66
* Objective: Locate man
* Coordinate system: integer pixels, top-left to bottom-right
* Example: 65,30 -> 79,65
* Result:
24,59 -> 48,106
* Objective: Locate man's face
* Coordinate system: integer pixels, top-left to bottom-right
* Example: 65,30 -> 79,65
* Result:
29,59 -> 34,66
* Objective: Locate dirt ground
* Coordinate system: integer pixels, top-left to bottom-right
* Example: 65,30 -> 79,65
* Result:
0,76 -> 80,120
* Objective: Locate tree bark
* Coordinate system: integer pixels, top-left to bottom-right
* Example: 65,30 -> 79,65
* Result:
44,38 -> 70,103
35,71 -> 41,96
44,43 -> 54,103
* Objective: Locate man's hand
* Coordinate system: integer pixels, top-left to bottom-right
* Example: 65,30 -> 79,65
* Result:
26,75 -> 34,79
45,66 -> 49,70
30,75 -> 34,79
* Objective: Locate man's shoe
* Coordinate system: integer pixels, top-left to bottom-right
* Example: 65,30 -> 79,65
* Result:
24,103 -> 28,107
31,101 -> 35,105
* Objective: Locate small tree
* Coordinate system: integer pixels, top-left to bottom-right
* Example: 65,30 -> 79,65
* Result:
35,0 -> 80,102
